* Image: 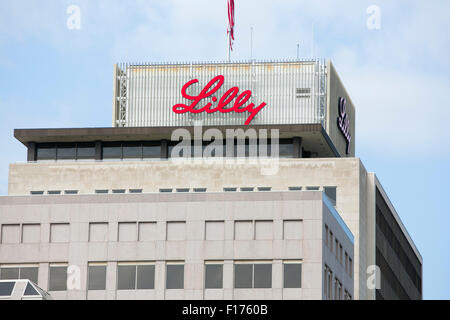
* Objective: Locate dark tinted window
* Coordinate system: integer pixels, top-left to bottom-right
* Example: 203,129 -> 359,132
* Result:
24,283 -> 39,296
20,267 -> 39,284
234,264 -> 252,288
254,264 -> 272,288
117,265 -> 136,290
57,143 -> 76,160
283,263 -> 302,288
0,268 -> 19,280
278,143 -> 294,158
166,265 -> 184,289
103,142 -> 122,159
205,264 -> 223,289
49,266 -> 67,291
143,143 -> 161,159
137,265 -> 155,289
123,142 -> 142,159
0,282 -> 15,296
77,143 -> 95,160
36,144 -> 56,160
88,265 -> 107,290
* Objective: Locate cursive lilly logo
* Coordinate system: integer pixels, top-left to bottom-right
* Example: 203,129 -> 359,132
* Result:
172,75 -> 266,125
337,97 -> 351,155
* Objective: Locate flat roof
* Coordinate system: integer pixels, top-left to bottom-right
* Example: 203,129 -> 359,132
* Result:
14,124 -> 341,157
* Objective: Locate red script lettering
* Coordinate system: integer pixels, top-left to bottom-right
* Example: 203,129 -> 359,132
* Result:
172,75 -> 266,125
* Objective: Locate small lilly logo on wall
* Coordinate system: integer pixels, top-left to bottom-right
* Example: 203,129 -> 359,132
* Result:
172,75 -> 267,125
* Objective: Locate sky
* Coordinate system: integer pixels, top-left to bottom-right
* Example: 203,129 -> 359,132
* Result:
0,0 -> 449,299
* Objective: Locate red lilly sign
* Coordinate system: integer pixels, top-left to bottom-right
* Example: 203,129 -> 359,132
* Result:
172,75 -> 266,125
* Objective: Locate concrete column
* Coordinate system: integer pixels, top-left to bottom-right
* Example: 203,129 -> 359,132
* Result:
27,142 -> 36,162
293,137 -> 303,158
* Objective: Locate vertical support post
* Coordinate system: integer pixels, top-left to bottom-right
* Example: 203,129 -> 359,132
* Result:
293,137 -> 303,158
27,142 -> 36,162
95,141 -> 102,160
161,140 -> 169,159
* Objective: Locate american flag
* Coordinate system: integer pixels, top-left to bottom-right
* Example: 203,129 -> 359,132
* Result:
227,0 -> 235,51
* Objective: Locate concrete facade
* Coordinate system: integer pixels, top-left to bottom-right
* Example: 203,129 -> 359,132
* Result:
5,157 -> 422,299
0,191 -> 353,300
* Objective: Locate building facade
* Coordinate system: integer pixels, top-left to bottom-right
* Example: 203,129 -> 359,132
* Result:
0,60 -> 421,300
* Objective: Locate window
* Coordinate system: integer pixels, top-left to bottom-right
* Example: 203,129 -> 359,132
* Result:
118,222 -> 137,242
88,263 -> 107,290
159,188 -> 173,193
176,188 -> 190,193
345,252 -> 349,273
234,263 -> 272,289
205,221 -> 225,240
1,224 -> 20,244
240,187 -> 254,192
22,224 -> 41,243
50,223 -> 70,243
306,186 -> 320,191
138,222 -> 157,241
64,190 -> 78,195
339,245 -> 343,264
143,142 -> 160,159
234,221 -> 253,240
24,283 -> 39,296
129,189 -> 143,193
117,262 -> 155,290
95,189 -> 108,194
329,231 -> 333,252
224,187 -> 237,192
325,225 -> 329,247
123,142 -> 142,159
103,142 -> 122,159
30,191 -> 44,195
283,262 -> 302,288
48,190 -> 61,195
49,264 -> 68,291
0,265 -> 39,284
324,186 -> 337,206
76,143 -> 95,160
324,265 -> 333,300
335,239 -> 339,260
112,189 -> 126,194
89,223 -> 108,242
257,187 -> 271,192
166,222 -> 186,240
288,186 -> 302,191
36,143 -> 56,160
283,220 -> 303,240
166,263 -> 184,289
193,188 -> 207,192
204,263 -> 223,289
255,221 -> 273,240
56,143 -> 76,160
349,258 -> 353,277
0,282 -> 15,297
278,142 -> 294,158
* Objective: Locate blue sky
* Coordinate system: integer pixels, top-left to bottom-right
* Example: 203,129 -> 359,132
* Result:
0,0 -> 449,299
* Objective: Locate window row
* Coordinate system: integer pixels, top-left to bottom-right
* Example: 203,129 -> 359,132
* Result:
34,140 -> 299,161
1,261 -> 302,292
324,265 -> 352,300
324,224 -> 352,277
29,186 -> 337,204
1,220 -> 303,244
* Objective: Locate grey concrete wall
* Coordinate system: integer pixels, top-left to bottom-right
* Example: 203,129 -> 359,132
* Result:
0,191 -> 354,300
